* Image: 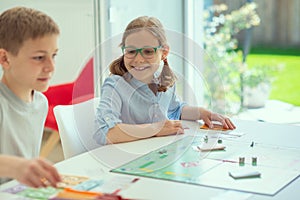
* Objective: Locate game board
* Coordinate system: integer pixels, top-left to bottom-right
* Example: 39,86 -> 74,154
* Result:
1,174 -> 137,199
111,135 -> 300,196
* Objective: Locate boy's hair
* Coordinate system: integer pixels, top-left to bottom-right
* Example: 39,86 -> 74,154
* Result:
109,16 -> 176,92
0,6 -> 60,55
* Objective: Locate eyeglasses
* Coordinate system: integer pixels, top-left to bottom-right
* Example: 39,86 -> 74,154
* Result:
122,46 -> 162,59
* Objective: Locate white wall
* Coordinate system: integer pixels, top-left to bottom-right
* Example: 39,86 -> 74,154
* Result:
107,0 -> 183,37
0,0 -> 95,85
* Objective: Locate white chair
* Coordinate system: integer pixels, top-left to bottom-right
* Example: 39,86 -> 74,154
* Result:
53,97 -> 102,159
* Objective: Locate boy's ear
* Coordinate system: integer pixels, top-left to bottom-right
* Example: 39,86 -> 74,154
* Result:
0,49 -> 10,67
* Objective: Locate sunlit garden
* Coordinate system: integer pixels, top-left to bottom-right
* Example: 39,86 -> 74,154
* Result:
203,2 -> 300,114
247,48 -> 300,106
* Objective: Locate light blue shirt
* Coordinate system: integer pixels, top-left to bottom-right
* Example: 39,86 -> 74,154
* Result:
93,73 -> 187,145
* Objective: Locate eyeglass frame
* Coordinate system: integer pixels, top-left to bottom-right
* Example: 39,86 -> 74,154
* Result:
121,45 -> 163,59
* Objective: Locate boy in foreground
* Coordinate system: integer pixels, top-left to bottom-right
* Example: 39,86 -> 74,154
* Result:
0,6 -> 61,187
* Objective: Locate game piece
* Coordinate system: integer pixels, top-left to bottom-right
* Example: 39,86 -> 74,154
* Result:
218,139 -> 222,144
2,184 -> 27,194
196,136 -> 226,151
197,143 -> 226,151
200,123 -> 230,131
229,170 -> 261,179
252,157 -> 257,166
159,154 -> 168,159
239,157 -> 245,166
222,131 -> 245,137
73,179 -> 103,191
57,175 -> 89,188
204,135 -> 208,143
158,149 -> 167,154
50,187 -> 102,199
18,187 -> 59,199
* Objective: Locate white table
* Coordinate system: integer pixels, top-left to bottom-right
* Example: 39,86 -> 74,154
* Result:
1,119 -> 300,200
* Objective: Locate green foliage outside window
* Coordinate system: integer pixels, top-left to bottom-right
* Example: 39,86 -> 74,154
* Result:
203,2 -> 266,114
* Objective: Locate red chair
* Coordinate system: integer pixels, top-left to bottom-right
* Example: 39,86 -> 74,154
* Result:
40,57 -> 94,158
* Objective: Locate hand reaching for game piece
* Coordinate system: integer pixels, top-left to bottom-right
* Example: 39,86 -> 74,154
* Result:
199,108 -> 236,130
14,157 -> 61,188
0,156 -> 61,188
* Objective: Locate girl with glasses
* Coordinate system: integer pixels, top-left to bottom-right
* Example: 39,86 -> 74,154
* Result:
94,16 -> 235,145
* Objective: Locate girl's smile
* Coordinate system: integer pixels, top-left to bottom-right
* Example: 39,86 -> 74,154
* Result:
131,65 -> 150,71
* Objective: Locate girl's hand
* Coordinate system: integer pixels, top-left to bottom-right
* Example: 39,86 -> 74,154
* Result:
199,108 -> 236,130
154,120 -> 184,137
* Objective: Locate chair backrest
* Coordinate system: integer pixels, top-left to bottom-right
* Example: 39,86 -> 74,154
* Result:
43,82 -> 74,130
53,97 -> 101,159
72,57 -> 94,104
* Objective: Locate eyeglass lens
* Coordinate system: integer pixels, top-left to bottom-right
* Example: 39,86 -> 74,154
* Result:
123,47 -> 158,59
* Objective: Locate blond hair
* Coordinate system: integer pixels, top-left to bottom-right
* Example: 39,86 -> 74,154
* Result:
0,6 -> 60,55
109,16 -> 176,92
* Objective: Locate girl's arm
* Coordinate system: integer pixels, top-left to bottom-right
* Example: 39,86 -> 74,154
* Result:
106,120 -> 184,144
181,106 -> 236,130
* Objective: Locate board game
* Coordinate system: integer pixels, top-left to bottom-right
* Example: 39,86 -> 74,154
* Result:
111,134 -> 300,196
1,174 -> 137,199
